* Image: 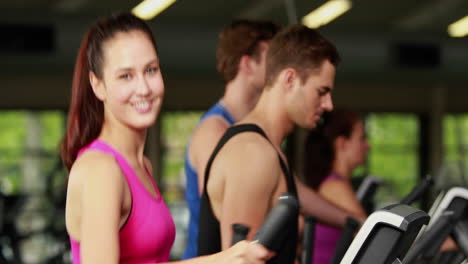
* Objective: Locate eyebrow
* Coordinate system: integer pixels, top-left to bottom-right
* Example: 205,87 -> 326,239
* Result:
115,58 -> 159,73
145,58 -> 159,67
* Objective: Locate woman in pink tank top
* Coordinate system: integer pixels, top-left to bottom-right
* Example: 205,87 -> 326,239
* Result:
303,109 -> 370,264
62,12 -> 271,264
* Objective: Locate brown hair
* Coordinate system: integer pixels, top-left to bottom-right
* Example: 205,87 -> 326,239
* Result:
265,24 -> 340,87
61,13 -> 158,170
303,109 -> 361,189
216,19 -> 280,83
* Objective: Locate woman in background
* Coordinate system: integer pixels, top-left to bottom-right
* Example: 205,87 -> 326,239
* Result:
61,12 -> 270,264
303,109 -> 369,264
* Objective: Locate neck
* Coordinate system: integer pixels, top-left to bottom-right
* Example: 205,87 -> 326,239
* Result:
221,77 -> 262,122
331,155 -> 352,180
99,119 -> 147,165
243,87 -> 294,148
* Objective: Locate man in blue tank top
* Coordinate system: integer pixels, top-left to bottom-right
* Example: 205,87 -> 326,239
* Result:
183,20 -> 280,259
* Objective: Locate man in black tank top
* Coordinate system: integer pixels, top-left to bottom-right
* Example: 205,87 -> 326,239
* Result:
198,25 -> 341,263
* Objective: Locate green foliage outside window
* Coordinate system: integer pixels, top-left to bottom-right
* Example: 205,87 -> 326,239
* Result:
0,111 -> 65,194
365,113 -> 419,208
0,111 -> 27,193
441,115 -> 468,189
160,111 -> 203,259
160,111 -> 203,202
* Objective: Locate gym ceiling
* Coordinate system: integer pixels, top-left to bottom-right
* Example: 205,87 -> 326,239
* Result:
0,0 -> 467,111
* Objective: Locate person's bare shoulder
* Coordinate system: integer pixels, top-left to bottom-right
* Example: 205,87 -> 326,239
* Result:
225,131 -> 275,155
68,150 -> 126,208
191,117 -> 231,147
66,150 -> 125,240
319,177 -> 350,192
319,178 -> 367,219
70,150 -> 123,185
222,131 -> 281,187
319,178 -> 351,201
190,116 -> 231,167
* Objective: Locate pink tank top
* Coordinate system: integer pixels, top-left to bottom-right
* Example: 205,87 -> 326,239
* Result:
69,139 -> 175,264
313,174 -> 343,264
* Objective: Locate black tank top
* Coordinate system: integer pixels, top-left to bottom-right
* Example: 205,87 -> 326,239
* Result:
197,124 -> 299,264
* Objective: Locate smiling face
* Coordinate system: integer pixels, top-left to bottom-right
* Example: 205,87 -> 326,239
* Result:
285,59 -> 336,129
90,30 -> 164,131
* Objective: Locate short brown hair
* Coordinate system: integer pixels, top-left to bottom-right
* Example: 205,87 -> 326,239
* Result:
265,24 -> 340,87
216,20 -> 280,83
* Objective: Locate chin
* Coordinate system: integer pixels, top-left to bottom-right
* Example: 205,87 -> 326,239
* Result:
303,120 -> 318,130
133,109 -> 159,127
132,117 -> 157,130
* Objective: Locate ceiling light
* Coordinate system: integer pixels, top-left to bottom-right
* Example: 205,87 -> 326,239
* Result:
448,15 -> 468,38
132,0 -> 176,20
302,0 -> 352,29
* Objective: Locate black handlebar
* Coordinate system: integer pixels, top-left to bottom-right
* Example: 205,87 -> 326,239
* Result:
400,176 -> 433,205
230,193 -> 299,252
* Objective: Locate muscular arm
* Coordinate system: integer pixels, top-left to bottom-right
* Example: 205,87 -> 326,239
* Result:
215,138 -> 281,250
74,152 -> 125,264
190,117 -> 230,194
295,178 -> 364,227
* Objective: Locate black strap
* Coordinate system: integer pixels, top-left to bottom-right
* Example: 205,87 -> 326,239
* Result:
203,123 -> 297,196
199,123 -> 298,263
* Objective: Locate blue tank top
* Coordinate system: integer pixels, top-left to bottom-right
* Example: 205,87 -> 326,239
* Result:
183,102 -> 235,259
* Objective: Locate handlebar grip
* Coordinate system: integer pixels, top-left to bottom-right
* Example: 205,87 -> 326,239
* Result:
254,193 -> 299,250
231,223 -> 250,245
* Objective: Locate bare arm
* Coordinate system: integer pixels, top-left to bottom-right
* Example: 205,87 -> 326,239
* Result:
217,139 -> 280,250
319,179 -> 367,221
75,157 -> 272,264
295,178 -> 363,227
161,241 -> 272,264
75,152 -> 125,264
74,154 -> 271,264
190,117 -> 230,194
